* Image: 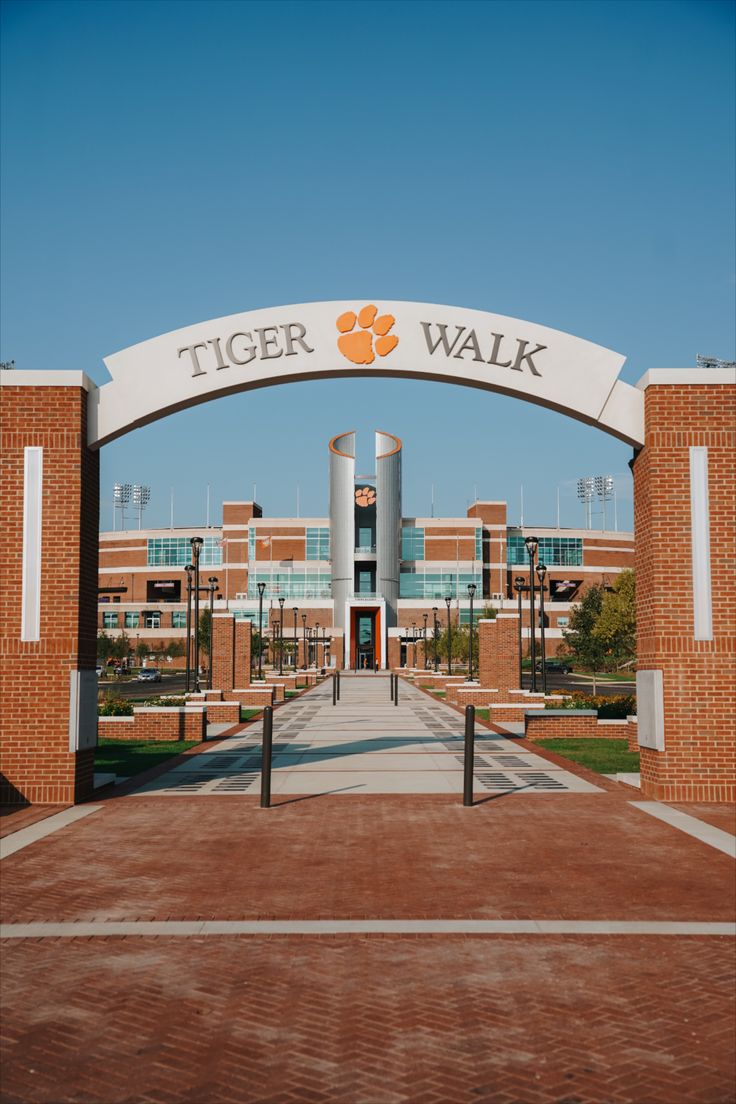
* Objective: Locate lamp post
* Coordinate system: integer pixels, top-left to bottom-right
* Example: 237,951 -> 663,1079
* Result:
467,582 -> 477,681
445,595 -> 453,676
292,607 -> 298,669
278,596 -> 285,675
514,575 -> 525,689
190,537 -> 204,692
524,536 -> 539,692
411,622 -> 416,667
432,607 -> 439,672
257,581 -> 266,679
536,562 -> 548,694
302,613 -> 307,669
207,576 -> 218,689
423,613 -> 428,670
315,622 -> 320,669
184,564 -> 194,692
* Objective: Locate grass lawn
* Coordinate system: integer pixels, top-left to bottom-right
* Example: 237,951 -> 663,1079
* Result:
535,738 -> 640,774
240,707 -> 262,722
95,738 -> 198,778
432,689 -> 446,698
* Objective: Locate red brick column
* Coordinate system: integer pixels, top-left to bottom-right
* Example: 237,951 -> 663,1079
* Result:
211,614 -> 235,691
478,615 -> 519,694
0,377 -> 99,804
634,374 -> 736,802
234,618 -> 251,686
387,636 -> 401,670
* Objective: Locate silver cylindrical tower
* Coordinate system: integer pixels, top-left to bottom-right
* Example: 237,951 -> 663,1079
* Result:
329,431 -> 355,630
375,430 -> 402,628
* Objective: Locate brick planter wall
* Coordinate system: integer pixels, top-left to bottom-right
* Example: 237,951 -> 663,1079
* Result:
478,616 -> 519,696
627,716 -> 638,753
98,708 -> 206,742
226,687 -> 274,708
525,711 -> 598,740
446,684 -> 498,705
97,717 -> 136,740
199,701 -> 240,725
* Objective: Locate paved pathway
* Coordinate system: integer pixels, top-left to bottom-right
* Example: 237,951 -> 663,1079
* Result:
1,676 -> 734,1104
132,673 -> 602,797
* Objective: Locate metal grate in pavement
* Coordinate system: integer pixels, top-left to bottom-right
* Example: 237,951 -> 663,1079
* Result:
474,771 -> 569,792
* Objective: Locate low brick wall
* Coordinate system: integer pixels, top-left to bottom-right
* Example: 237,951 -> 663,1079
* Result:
491,704 -> 546,724
525,711 -> 598,740
627,716 -> 638,752
98,708 -> 207,742
200,701 -> 241,725
446,685 -> 499,706
226,687 -> 274,708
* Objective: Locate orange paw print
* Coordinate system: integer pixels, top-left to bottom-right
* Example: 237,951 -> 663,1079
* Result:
336,305 -> 399,365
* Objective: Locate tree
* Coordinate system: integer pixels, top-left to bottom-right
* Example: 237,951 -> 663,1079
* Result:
561,585 -> 609,692
135,639 -> 149,663
97,630 -> 115,663
594,569 -> 636,666
110,631 -> 130,662
198,608 -> 212,657
165,640 -> 185,659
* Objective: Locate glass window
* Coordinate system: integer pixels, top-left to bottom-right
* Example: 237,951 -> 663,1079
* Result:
401,527 -> 425,560
357,526 -> 374,551
147,536 -> 221,567
102,612 -> 118,628
506,535 -> 583,567
144,611 -> 161,629
247,571 -> 332,599
557,616 -> 569,627
124,612 -> 140,628
306,527 -> 330,561
172,611 -> 187,628
399,569 -> 481,599
475,528 -> 482,561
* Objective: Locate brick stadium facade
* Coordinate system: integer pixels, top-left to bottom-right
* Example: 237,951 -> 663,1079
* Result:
95,434 -> 634,672
1,345 -> 734,804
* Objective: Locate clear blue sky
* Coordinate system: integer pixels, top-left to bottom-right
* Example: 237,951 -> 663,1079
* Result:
2,0 -> 734,532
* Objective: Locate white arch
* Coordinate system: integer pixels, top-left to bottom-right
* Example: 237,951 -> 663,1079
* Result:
88,300 -> 644,447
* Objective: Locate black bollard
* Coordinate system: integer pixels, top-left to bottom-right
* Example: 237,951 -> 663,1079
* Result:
336,670 -> 341,700
261,705 -> 273,809
390,672 -> 394,701
394,674 -> 399,706
332,674 -> 337,706
463,704 -> 475,807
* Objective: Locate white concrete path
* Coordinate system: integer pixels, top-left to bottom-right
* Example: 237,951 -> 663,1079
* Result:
133,674 -> 602,797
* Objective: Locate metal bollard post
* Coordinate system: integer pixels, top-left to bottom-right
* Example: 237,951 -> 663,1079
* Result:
394,674 -> 399,706
261,705 -> 273,809
332,674 -> 337,706
336,670 -> 341,700
463,704 -> 475,807
390,672 -> 394,701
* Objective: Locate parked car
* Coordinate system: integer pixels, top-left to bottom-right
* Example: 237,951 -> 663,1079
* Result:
95,665 -> 104,677
535,658 -> 572,674
137,668 -> 161,683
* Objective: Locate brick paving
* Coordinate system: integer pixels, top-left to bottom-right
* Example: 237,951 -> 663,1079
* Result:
1,683 -> 734,1103
671,803 -> 736,835
0,804 -> 66,839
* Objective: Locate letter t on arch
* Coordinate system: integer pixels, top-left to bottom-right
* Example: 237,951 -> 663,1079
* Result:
178,343 -> 210,377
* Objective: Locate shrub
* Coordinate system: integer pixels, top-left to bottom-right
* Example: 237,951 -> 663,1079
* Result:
547,692 -> 635,719
98,696 -> 133,716
145,696 -> 187,707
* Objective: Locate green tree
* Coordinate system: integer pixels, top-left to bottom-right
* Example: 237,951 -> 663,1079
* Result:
110,631 -> 129,662
561,585 -> 609,692
97,630 -> 115,664
165,640 -> 185,659
198,608 -> 212,657
135,639 -> 149,663
593,569 -> 636,666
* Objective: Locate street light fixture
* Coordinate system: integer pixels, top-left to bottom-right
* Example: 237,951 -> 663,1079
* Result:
432,607 -> 439,672
292,607 -> 298,669
184,564 -> 194,693
278,597 -> 286,675
423,613 -> 428,670
190,537 -> 204,692
514,575 -> 525,689
207,576 -> 218,689
411,622 -> 417,668
315,622 -> 320,670
257,581 -> 266,679
524,536 -> 539,692
301,612 -> 308,669
467,582 -> 477,682
536,562 -> 548,694
445,595 -> 453,676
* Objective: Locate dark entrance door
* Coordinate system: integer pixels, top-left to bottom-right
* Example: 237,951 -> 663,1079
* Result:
355,612 -> 375,670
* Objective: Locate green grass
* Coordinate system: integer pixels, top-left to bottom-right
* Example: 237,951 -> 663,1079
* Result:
432,689 -> 446,698
535,738 -> 639,774
285,690 -> 300,698
95,738 -> 197,778
240,707 -> 262,722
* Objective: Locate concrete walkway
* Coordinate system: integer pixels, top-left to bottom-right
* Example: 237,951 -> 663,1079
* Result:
132,673 -> 602,797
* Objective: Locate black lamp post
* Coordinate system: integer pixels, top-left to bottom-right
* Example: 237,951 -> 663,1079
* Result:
184,563 -> 194,693
432,607 -> 439,672
207,576 -> 218,688
411,622 -> 417,667
292,607 -> 298,669
445,595 -> 453,676
467,582 -> 477,681
301,612 -> 307,669
278,596 -> 285,675
257,581 -> 266,679
190,537 -> 204,692
525,536 -> 539,692
315,622 -> 320,669
536,562 -> 548,695
423,613 -> 428,670
514,575 -> 525,689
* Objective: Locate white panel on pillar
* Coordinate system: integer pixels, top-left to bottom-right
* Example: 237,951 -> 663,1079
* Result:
21,446 -> 43,641
636,670 -> 665,751
69,670 -> 98,751
689,447 -> 713,641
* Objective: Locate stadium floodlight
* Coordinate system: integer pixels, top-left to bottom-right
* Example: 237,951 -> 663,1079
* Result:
131,484 -> 151,529
576,477 -> 595,529
113,482 -> 132,531
594,475 -> 614,531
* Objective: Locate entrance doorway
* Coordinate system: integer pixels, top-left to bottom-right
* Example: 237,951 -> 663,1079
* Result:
350,607 -> 381,670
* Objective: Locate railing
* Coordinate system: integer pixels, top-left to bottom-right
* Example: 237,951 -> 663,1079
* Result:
354,545 -> 376,553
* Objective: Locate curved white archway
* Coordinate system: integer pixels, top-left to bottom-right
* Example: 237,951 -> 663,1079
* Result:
88,300 -> 644,447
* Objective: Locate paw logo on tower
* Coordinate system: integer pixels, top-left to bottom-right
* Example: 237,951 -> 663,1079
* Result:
336,305 -> 399,365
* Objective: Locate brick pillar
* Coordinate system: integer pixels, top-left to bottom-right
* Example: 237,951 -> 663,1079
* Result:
0,376 -> 99,804
211,614 -> 235,691
234,618 -> 251,687
387,636 -> 401,670
634,372 -> 735,802
478,615 -> 519,694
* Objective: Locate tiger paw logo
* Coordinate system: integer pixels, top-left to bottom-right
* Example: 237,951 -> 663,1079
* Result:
336,304 -> 398,365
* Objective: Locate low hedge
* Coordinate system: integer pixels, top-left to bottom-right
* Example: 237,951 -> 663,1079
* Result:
546,692 -> 636,719
98,697 -> 133,716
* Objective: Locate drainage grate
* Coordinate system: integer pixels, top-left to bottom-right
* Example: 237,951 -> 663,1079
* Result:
474,771 -> 570,792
